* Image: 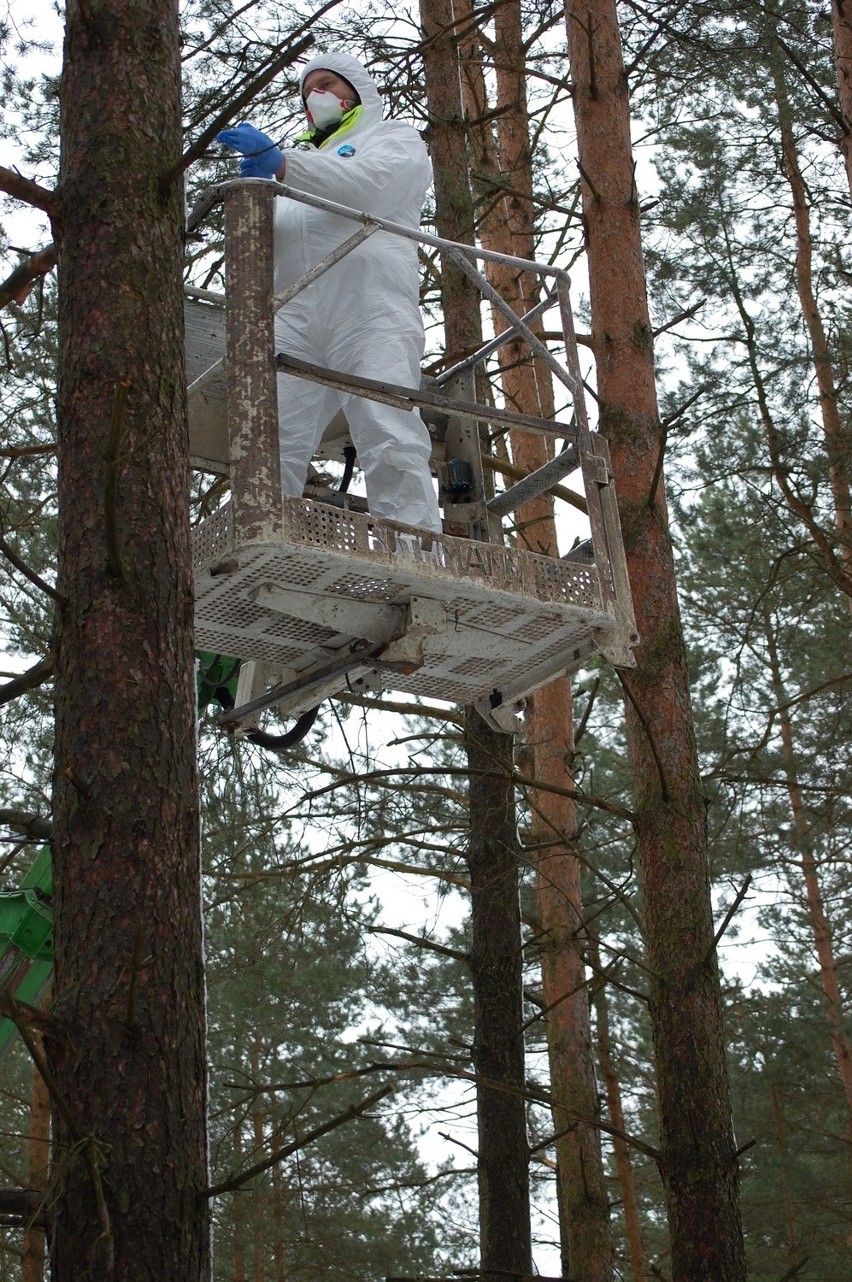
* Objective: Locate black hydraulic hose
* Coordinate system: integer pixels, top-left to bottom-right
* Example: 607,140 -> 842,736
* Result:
214,681 -> 236,711
337,445 -> 357,494
202,659 -> 321,752
246,703 -> 321,752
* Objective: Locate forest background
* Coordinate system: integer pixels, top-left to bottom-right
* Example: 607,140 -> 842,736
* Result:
0,1 -> 850,1280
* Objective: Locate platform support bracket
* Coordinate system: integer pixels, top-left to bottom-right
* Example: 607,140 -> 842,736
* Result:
374,597 -> 447,673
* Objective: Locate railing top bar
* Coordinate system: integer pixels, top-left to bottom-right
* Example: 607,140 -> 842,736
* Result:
185,284 -> 226,304
211,179 -> 571,285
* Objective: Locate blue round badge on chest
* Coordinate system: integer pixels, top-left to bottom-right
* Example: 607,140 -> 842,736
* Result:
337,144 -> 356,157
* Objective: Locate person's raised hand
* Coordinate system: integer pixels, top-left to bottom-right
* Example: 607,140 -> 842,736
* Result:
216,123 -> 282,179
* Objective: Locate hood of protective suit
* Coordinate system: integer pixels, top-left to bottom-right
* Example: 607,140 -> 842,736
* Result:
298,53 -> 384,129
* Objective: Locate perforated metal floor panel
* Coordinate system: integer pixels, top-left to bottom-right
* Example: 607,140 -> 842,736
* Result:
193,498 -> 617,707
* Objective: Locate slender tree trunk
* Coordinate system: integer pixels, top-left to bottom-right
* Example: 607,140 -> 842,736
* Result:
251,1041 -> 268,1282
829,0 -> 852,193
765,1056 -> 800,1269
529,702 -> 612,1282
271,1149 -> 287,1282
233,1124 -> 247,1282
22,1049 -> 50,1282
563,3 -> 746,1278
457,4 -> 614,1273
48,3 -> 209,1278
419,2 -> 532,1274
764,617 -> 852,1126
772,64 -> 852,601
588,938 -> 647,1282
720,236 -> 852,601
466,708 -> 533,1280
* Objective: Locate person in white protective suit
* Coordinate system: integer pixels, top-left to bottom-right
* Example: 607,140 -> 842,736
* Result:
217,53 -> 443,533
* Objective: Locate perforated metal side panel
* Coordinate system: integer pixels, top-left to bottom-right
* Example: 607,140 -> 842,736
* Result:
193,499 -> 615,705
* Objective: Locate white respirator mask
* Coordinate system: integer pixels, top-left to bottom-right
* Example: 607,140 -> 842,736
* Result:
305,90 -> 351,130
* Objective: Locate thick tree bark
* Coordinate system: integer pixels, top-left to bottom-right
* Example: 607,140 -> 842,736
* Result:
49,2 -> 210,1279
419,2 -> 532,1275
466,708 -> 534,1280
563,3 -> 746,1278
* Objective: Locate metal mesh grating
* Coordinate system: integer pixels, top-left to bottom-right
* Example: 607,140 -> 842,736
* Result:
193,497 -> 619,706
193,506 -> 232,566
193,629 -> 303,666
286,500 -> 364,553
513,613 -> 568,643
531,558 -> 598,607
261,615 -> 339,645
253,557 -> 323,589
464,604 -> 525,629
202,595 -> 272,629
325,573 -> 403,603
451,656 -> 501,677
397,673 -> 473,702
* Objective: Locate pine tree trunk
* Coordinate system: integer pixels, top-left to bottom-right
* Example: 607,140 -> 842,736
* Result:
251,1041 -> 268,1282
233,1123 -> 247,1282
271,1150 -> 287,1282
419,2 -> 532,1274
588,938 -> 647,1282
772,67 -> 852,602
48,3 -> 209,1278
23,1048 -> 50,1282
465,707 -> 533,1281
829,0 -> 852,194
454,3 -> 613,1271
563,3 -> 746,1277
529,701 -> 612,1282
765,1059 -> 800,1268
764,616 -> 852,1125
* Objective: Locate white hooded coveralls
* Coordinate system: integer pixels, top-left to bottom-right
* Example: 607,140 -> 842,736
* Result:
273,53 -> 442,532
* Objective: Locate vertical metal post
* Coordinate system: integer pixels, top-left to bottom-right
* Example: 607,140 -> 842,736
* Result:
592,432 -> 639,663
441,370 -> 496,543
224,182 -> 282,543
556,273 -> 616,611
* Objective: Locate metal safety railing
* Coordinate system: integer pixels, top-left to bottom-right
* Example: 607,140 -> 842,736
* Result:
187,178 -> 635,647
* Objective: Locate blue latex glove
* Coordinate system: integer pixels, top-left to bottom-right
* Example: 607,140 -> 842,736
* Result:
216,122 -> 283,179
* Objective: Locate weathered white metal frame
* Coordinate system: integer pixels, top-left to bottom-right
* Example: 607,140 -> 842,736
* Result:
191,179 -> 637,730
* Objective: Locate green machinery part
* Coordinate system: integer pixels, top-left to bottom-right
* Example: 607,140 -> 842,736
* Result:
0,653 -> 241,1057
0,844 -> 54,1057
196,649 -> 241,713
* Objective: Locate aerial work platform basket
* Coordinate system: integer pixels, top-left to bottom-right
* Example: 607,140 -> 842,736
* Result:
187,181 -> 637,734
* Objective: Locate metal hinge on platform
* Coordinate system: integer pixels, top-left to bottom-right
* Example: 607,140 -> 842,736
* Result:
374,597 -> 446,674
473,689 -> 527,735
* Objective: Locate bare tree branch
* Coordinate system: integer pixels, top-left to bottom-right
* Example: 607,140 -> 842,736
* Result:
0,168 -> 58,218
0,655 -> 54,708
368,925 -> 469,963
0,532 -> 63,602
163,33 -> 315,193
0,243 -> 58,311
0,810 -> 52,842
205,1084 -> 395,1197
